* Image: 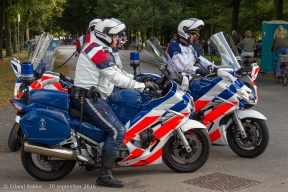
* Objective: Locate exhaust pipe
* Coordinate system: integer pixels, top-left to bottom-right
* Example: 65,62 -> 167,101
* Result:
24,141 -> 77,160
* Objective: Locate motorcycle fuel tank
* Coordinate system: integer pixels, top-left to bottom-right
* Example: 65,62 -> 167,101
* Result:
107,89 -> 150,124
20,108 -> 71,146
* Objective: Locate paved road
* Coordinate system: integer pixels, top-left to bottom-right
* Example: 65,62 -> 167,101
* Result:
0,45 -> 287,192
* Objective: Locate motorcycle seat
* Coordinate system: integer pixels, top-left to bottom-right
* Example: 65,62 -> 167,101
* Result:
69,107 -> 93,123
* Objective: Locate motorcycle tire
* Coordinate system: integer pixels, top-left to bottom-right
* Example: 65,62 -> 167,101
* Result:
8,122 -> 24,152
21,145 -> 76,181
226,118 -> 269,158
162,128 -> 211,173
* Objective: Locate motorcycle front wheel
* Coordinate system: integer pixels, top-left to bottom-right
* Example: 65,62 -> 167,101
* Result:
21,146 -> 76,181
8,122 -> 24,152
227,118 -> 269,158
162,128 -> 211,173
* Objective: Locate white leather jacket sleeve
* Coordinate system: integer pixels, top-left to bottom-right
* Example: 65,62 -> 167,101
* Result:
171,53 -> 199,74
100,66 -> 145,92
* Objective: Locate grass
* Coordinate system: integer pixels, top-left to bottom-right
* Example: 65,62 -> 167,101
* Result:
0,50 -> 67,107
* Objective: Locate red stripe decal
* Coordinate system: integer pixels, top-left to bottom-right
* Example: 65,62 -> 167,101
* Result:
254,67 -> 259,76
42,75 -> 54,81
91,50 -> 109,65
205,102 -> 237,122
122,148 -> 145,162
83,42 -> 97,52
131,148 -> 162,166
17,91 -> 24,99
154,116 -> 184,139
209,128 -> 221,142
123,116 -> 160,144
195,100 -> 210,112
30,81 -> 42,89
86,34 -> 91,43
53,83 -> 68,92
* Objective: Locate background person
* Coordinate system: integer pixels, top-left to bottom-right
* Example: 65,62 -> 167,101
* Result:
237,30 -> 256,60
271,25 -> 288,77
167,18 -> 216,78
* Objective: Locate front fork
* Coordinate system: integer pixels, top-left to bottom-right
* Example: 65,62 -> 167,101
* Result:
175,128 -> 192,153
233,110 -> 247,138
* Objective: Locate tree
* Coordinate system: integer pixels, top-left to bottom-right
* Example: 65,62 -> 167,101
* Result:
0,0 -> 5,59
274,0 -> 283,20
5,0 -> 12,56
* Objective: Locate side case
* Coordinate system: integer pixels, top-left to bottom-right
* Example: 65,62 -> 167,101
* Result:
20,108 -> 71,146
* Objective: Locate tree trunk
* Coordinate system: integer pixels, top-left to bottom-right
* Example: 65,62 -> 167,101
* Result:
230,0 -> 241,32
164,27 -> 171,45
12,22 -> 17,54
0,0 -> 5,59
5,2 -> 12,56
274,0 -> 283,20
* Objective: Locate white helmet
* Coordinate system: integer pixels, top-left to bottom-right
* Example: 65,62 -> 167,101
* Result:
94,18 -> 126,46
177,18 -> 204,41
88,19 -> 101,32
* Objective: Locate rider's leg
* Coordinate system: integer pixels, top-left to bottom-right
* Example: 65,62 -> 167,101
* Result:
70,95 -> 125,188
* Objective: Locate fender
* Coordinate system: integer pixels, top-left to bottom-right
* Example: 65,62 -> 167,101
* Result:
236,109 -> 267,120
15,115 -> 21,123
180,119 -> 207,133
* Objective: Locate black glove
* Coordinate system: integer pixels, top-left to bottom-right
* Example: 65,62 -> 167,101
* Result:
135,76 -> 142,82
145,81 -> 158,90
196,68 -> 210,76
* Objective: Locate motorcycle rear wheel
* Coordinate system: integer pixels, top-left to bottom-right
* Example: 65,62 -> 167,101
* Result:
162,129 -> 211,173
227,118 -> 269,158
21,145 -> 76,181
8,122 -> 24,152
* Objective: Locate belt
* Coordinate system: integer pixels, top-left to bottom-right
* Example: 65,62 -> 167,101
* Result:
71,86 -> 99,101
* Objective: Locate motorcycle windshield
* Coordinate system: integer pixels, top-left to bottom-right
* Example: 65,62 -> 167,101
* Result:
210,32 -> 241,71
144,37 -> 182,83
29,33 -> 62,74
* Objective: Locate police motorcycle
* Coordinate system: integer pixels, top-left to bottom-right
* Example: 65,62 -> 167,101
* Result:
9,37 -> 211,181
8,33 -> 73,152
189,32 -> 269,158
226,33 -> 259,101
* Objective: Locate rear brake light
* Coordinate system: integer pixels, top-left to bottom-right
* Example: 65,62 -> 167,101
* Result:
10,100 -> 23,112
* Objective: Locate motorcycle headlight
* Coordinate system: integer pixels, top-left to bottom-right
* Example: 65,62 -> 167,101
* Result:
236,89 -> 255,103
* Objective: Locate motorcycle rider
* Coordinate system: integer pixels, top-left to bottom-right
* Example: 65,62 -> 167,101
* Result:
76,18 -> 124,68
70,18 -> 158,188
167,18 -> 215,79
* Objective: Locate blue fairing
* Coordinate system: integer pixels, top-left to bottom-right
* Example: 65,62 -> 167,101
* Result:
107,89 -> 151,124
137,73 -> 161,80
189,77 -> 222,101
20,108 -> 71,146
69,119 -> 107,142
129,81 -> 177,127
31,89 -> 69,110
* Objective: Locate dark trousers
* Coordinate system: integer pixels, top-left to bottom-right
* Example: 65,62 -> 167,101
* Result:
70,95 -> 126,155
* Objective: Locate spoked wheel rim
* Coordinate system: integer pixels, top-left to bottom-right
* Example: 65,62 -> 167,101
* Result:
169,132 -> 203,164
30,154 -> 68,172
233,119 -> 262,150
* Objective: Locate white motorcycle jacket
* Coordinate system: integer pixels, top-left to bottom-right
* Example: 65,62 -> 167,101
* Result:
167,40 -> 213,75
76,32 -> 123,68
74,39 -> 145,100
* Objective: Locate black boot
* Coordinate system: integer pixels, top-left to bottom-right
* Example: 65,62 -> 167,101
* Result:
96,152 -> 124,188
